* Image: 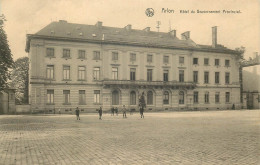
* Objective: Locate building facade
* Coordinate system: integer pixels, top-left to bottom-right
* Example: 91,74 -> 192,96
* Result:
26,21 -> 242,113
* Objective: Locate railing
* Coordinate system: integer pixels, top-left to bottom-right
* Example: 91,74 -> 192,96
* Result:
103,80 -> 196,87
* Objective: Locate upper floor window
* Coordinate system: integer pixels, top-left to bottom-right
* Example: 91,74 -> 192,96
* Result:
46,65 -> 54,79
225,72 -> 230,84
215,59 -> 220,66
112,52 -> 118,61
163,70 -> 169,82
63,66 -> 70,80
215,72 -> 220,84
147,54 -> 153,63
179,56 -> 184,64
130,53 -> 136,62
130,68 -> 136,81
93,67 -> 100,80
78,50 -> 86,59
163,56 -> 169,63
93,51 -> 100,60
63,49 -> 70,58
204,71 -> 209,84
193,71 -> 198,83
46,48 -> 54,57
204,58 -> 209,65
179,70 -> 184,82
112,67 -> 118,80
147,69 -> 153,81
193,58 -> 198,65
225,59 -> 230,67
78,66 -> 86,80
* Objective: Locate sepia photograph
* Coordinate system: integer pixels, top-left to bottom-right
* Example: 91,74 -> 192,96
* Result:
0,0 -> 259,164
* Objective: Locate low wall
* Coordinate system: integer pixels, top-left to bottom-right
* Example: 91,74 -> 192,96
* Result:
16,105 -> 31,113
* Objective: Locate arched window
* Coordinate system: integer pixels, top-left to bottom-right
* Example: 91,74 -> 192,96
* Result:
147,91 -> 153,105
179,91 -> 184,104
130,91 -> 136,105
112,90 -> 119,105
163,91 -> 169,104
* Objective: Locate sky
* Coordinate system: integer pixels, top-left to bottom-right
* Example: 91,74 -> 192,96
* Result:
1,0 -> 260,69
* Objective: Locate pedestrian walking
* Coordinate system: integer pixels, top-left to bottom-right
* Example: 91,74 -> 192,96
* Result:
111,106 -> 114,116
98,106 -> 103,120
122,105 -> 127,118
140,107 -> 144,118
75,107 -> 80,120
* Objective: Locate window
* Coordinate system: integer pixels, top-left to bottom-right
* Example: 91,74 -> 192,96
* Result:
47,90 -> 54,104
215,72 -> 220,84
163,56 -> 169,63
163,70 -> 168,82
193,58 -> 198,65
79,90 -> 86,105
204,71 -> 209,84
215,92 -> 220,103
179,70 -> 184,82
179,57 -> 184,64
93,67 -> 100,80
225,92 -> 230,103
78,66 -> 86,80
94,90 -> 100,103
204,58 -> 209,65
112,90 -> 119,105
46,65 -> 54,79
163,91 -> 169,104
193,71 -> 198,83
63,66 -> 70,80
147,91 -> 153,105
225,72 -> 230,84
225,59 -> 230,67
215,59 -> 220,66
147,69 -> 153,81
179,91 -> 184,104
147,54 -> 153,63
205,92 -> 209,103
194,91 -> 198,103
63,90 -> 70,104
130,68 -> 136,80
93,51 -> 100,60
130,91 -> 136,105
78,50 -> 85,59
63,49 -> 70,58
130,53 -> 136,62
258,94 -> 260,102
112,67 -> 118,80
46,48 -> 54,57
112,52 -> 118,61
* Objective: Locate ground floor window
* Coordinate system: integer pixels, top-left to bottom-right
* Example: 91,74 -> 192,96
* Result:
112,90 -> 119,105
225,92 -> 230,103
130,91 -> 136,105
79,90 -> 86,105
205,92 -> 209,103
163,91 -> 169,104
147,91 -> 153,105
94,90 -> 100,103
47,90 -> 54,104
63,90 -> 70,104
215,92 -> 220,103
193,91 -> 198,103
179,91 -> 184,104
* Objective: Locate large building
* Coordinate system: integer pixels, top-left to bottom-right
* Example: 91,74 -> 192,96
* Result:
25,20 -> 242,113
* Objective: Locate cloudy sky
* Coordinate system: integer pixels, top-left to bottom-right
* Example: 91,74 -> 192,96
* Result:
1,0 -> 260,63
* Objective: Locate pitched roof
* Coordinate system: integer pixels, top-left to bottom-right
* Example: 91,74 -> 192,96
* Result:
26,21 -> 240,55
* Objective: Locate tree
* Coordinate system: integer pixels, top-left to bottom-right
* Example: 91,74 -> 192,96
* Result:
0,15 -> 13,91
9,57 -> 29,104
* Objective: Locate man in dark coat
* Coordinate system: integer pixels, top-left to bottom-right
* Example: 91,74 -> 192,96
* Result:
140,107 -> 144,118
111,106 -> 114,116
98,106 -> 103,120
122,105 -> 127,118
75,107 -> 80,120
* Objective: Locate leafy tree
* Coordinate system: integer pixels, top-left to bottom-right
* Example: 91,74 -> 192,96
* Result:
0,14 -> 13,91
10,57 -> 29,104
235,46 -> 246,60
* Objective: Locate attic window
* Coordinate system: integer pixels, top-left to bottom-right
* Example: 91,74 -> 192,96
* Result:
79,33 -> 83,36
92,34 -> 96,37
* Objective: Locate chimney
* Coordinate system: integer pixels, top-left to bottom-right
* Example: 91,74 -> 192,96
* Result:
169,30 -> 176,37
143,27 -> 150,32
212,26 -> 217,48
181,31 -> 190,40
125,24 -> 132,31
95,21 -> 102,28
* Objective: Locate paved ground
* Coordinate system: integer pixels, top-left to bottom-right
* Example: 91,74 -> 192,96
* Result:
0,110 -> 259,165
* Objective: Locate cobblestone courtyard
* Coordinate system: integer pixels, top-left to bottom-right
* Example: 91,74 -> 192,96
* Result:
0,110 -> 259,165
